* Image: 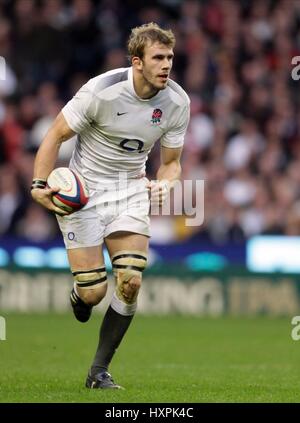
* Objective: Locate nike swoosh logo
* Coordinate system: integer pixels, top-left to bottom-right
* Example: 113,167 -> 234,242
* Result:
117,112 -> 128,116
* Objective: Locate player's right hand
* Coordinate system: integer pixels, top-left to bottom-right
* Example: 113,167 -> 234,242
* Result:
31,186 -> 70,216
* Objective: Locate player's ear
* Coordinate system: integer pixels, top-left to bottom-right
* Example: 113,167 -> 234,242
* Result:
132,56 -> 143,70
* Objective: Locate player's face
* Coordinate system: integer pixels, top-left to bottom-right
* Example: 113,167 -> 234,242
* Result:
140,42 -> 174,91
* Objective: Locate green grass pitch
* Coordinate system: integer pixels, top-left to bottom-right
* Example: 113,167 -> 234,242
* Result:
0,313 -> 300,402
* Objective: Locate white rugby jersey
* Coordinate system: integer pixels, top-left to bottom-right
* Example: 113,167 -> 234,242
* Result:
62,67 -> 190,189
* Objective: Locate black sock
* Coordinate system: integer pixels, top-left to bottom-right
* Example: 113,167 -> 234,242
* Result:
90,305 -> 134,376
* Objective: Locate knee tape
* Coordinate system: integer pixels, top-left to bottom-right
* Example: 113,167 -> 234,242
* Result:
112,250 -> 147,304
72,267 -> 107,289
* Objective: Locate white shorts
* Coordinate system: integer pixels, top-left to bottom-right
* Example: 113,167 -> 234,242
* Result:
56,177 -> 150,249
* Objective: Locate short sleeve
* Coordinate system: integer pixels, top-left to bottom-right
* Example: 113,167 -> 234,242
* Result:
160,104 -> 190,148
62,85 -> 96,133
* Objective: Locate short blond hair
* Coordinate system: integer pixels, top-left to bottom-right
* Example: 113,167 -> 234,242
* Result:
127,22 -> 175,59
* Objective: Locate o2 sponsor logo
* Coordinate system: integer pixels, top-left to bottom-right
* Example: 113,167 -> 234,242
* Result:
68,232 -> 75,241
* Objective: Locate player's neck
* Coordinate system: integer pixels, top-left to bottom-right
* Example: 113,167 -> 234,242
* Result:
132,70 -> 159,99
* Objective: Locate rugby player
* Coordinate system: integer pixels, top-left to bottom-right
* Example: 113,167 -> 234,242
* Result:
31,22 -> 190,389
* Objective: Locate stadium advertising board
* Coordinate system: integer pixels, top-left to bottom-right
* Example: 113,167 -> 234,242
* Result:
0,267 -> 299,316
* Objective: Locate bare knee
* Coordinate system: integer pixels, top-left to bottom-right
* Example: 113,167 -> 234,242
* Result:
112,250 -> 147,304
128,276 -> 142,293
120,275 -> 142,303
77,282 -> 107,306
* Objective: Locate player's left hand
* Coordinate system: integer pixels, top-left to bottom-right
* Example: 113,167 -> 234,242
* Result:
146,179 -> 171,206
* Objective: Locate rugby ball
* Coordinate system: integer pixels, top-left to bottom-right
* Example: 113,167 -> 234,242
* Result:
47,167 -> 89,213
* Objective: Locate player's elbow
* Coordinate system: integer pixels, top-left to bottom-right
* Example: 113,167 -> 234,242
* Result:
163,159 -> 181,180
175,160 -> 182,176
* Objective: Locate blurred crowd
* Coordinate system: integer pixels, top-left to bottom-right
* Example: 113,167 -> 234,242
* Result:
1,0 -> 300,244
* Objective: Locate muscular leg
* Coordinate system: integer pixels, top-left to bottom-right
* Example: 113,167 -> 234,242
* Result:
89,231 -> 148,377
67,246 -> 108,321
